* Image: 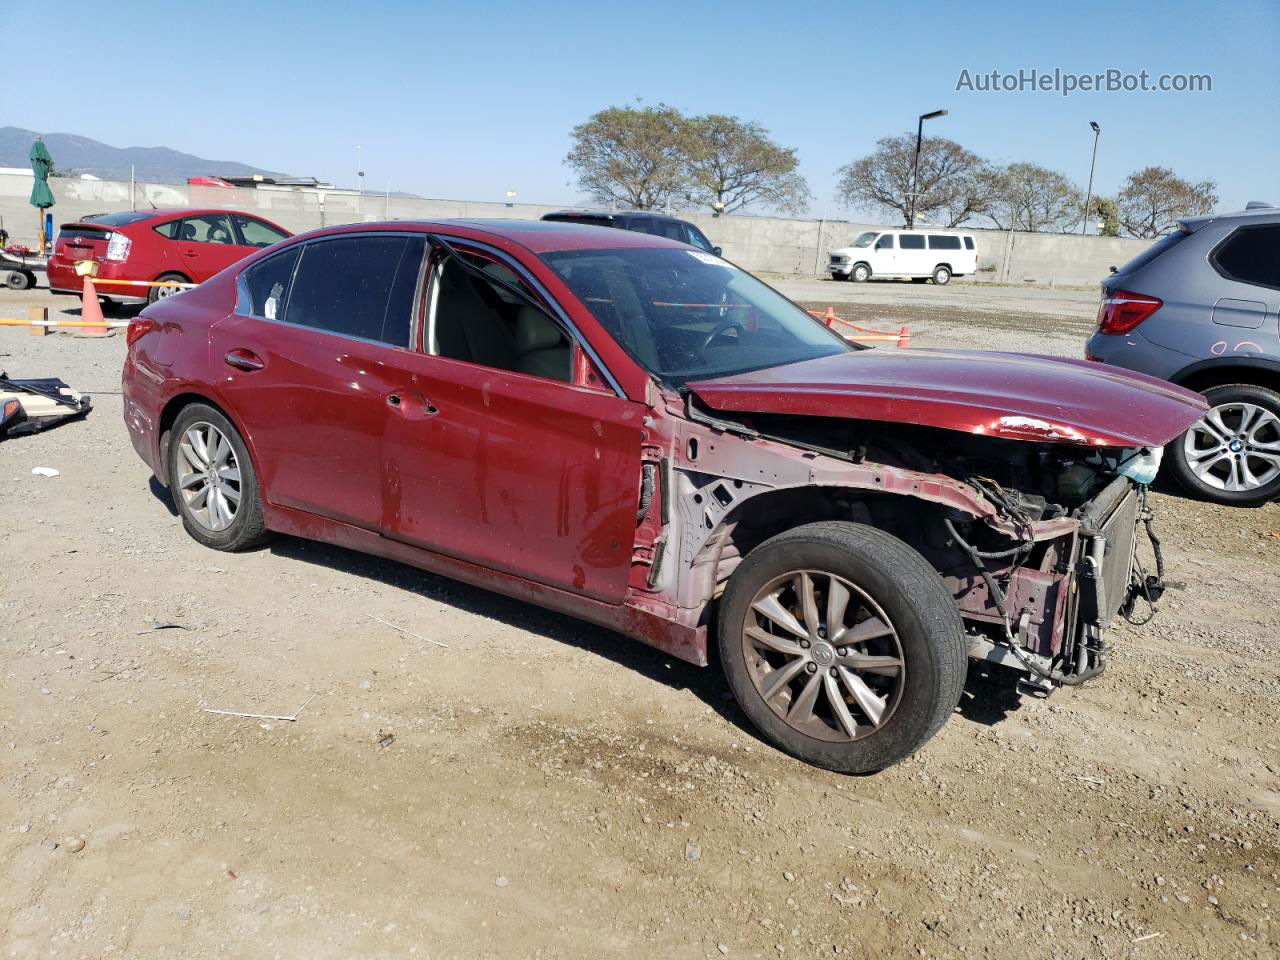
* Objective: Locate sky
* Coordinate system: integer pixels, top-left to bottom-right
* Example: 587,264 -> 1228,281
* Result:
6,0 -> 1278,218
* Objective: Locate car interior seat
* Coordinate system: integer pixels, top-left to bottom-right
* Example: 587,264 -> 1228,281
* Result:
513,307 -> 570,381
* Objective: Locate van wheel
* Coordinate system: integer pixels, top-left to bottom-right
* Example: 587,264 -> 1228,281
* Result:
851,263 -> 871,283
1168,383 -> 1280,507
931,265 -> 951,285
718,521 -> 966,774
148,273 -> 189,304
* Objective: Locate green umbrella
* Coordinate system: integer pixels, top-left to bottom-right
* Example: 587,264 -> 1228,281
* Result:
30,136 -> 55,209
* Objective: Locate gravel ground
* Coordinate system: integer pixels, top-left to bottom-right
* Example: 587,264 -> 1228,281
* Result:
2,283 -> 1277,959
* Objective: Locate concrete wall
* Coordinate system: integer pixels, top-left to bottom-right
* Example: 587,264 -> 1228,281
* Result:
0,172 -> 1151,287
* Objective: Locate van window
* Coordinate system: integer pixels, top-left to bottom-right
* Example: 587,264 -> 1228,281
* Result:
963,236 -> 975,250
899,234 -> 925,250
928,235 -> 962,250
874,235 -> 894,250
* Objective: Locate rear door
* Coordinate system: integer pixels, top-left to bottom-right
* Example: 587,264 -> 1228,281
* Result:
174,213 -> 245,280
209,233 -> 426,530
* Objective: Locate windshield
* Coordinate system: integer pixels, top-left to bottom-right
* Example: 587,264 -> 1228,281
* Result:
851,232 -> 878,248
541,247 -> 852,385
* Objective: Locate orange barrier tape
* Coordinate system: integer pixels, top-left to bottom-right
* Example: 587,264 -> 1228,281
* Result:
0,317 -> 130,328
89,278 -> 195,289
808,306 -> 910,347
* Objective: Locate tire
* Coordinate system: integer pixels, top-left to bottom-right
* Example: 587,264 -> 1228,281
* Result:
931,265 -> 951,285
166,403 -> 269,551
718,521 -> 966,774
851,263 -> 871,283
1167,383 -> 1280,507
5,270 -> 32,290
148,272 -> 189,305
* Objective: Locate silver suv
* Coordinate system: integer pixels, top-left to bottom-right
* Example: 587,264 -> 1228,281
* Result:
1086,204 -> 1280,506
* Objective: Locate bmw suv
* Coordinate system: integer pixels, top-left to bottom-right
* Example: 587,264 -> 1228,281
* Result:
1086,204 -> 1280,506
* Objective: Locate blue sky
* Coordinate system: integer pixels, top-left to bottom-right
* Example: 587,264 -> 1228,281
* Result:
7,0 -> 1277,217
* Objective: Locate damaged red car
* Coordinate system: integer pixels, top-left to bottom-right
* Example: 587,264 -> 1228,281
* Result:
121,220 -> 1206,773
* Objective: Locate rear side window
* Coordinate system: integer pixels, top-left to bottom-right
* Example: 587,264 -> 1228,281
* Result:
928,235 -> 962,250
283,236 -> 425,346
233,215 -> 289,249
963,236 -> 975,250
153,220 -> 179,240
899,234 -> 925,250
1115,227 -> 1190,275
1212,224 -> 1280,290
177,214 -> 236,245
242,248 -> 300,321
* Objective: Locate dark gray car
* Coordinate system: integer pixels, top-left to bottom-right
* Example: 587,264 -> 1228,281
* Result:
1086,204 -> 1280,506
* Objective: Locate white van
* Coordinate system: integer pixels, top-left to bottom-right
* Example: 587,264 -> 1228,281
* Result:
828,230 -> 978,284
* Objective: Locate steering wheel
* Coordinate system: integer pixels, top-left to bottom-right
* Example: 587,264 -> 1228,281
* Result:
698,318 -> 745,357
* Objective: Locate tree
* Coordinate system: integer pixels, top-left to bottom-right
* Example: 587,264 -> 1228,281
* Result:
565,104 -> 689,210
835,134 -> 986,227
681,115 -> 810,215
1092,196 -> 1121,237
983,163 -> 1084,232
1117,166 -> 1217,238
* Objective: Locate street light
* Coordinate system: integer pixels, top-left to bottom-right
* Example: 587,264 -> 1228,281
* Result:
1081,121 -> 1101,235
908,109 -> 947,229
356,144 -> 365,196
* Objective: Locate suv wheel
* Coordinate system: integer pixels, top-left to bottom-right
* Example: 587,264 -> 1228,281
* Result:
1168,383 -> 1280,506
851,263 -> 871,283
718,522 -> 966,774
931,265 -> 951,285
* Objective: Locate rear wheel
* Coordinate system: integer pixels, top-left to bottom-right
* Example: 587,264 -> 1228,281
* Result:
148,272 -> 189,305
166,403 -> 269,550
851,263 -> 871,283
932,265 -> 951,285
1168,383 -> 1280,506
718,522 -> 966,774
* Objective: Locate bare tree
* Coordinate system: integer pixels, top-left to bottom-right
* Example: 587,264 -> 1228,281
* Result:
1117,166 -> 1217,238
565,104 -> 689,210
983,163 -> 1084,232
836,134 -> 986,227
682,114 -> 810,215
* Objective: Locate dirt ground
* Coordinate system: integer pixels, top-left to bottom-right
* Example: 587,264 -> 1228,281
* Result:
2,281 -> 1278,960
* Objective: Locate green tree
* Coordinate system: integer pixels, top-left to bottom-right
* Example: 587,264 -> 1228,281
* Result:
1092,196 -> 1121,236
1117,166 -> 1217,238
835,133 -> 987,227
682,114 -> 810,215
565,104 -> 689,210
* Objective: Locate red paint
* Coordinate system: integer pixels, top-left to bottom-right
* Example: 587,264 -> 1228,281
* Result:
688,348 -> 1207,448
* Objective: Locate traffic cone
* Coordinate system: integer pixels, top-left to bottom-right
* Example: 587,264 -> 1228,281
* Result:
76,275 -> 110,336
898,325 -> 911,348
823,306 -> 839,327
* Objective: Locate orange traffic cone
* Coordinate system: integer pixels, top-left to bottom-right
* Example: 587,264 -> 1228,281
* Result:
823,306 -> 839,327
77,275 -> 110,336
897,325 -> 911,348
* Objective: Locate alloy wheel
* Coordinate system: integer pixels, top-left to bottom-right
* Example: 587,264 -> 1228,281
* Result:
175,421 -> 242,531
1183,402 -> 1280,492
742,570 -> 904,742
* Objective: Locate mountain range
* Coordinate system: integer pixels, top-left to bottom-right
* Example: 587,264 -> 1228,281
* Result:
0,127 -> 288,183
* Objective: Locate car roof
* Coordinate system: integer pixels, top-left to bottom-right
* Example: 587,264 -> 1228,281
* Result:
542,209 -> 693,223
1180,204 -> 1279,231
286,218 -> 694,254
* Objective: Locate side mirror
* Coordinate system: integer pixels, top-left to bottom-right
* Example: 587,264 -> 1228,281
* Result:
712,246 -> 722,257
1108,265 -> 1117,274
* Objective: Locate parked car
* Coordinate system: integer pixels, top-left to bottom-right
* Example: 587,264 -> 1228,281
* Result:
828,229 -> 977,284
122,219 -> 1203,773
542,209 -> 720,255
1085,204 -> 1280,506
47,208 -> 291,306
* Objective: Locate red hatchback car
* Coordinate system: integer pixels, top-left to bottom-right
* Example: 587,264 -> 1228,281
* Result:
47,208 -> 291,305
122,219 -> 1205,772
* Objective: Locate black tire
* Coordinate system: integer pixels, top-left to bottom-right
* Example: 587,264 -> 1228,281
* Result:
932,265 -> 951,285
851,263 -> 871,283
5,270 -> 33,290
166,403 -> 269,551
148,272 -> 189,305
718,521 -> 966,774
1166,383 -> 1280,507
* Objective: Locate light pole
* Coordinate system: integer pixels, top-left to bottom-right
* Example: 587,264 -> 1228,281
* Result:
356,145 -> 365,196
908,110 -> 947,229
1081,121 -> 1101,235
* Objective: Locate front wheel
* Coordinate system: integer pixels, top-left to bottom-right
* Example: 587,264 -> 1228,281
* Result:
851,263 -> 871,283
1167,383 -> 1280,506
718,521 -> 966,774
931,265 -> 951,285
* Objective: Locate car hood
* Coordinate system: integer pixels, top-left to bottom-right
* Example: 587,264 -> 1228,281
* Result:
686,349 -> 1208,447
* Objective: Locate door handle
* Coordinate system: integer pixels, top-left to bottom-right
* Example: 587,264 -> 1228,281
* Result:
224,349 -> 264,372
182,251 -> 199,258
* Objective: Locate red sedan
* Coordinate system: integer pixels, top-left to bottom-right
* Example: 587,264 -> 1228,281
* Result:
121,219 -> 1204,772
47,208 -> 290,305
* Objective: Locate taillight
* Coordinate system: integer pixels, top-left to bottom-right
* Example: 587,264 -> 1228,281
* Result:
1096,290 -> 1162,334
104,231 -> 132,261
126,317 -> 154,346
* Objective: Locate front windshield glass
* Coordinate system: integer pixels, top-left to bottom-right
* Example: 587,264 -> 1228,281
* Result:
541,247 -> 852,385
851,232 -> 878,248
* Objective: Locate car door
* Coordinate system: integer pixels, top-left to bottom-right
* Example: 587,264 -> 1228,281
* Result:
871,233 -> 897,274
208,233 -> 426,530
173,213 -> 245,281
380,242 -> 645,603
897,233 -> 927,276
